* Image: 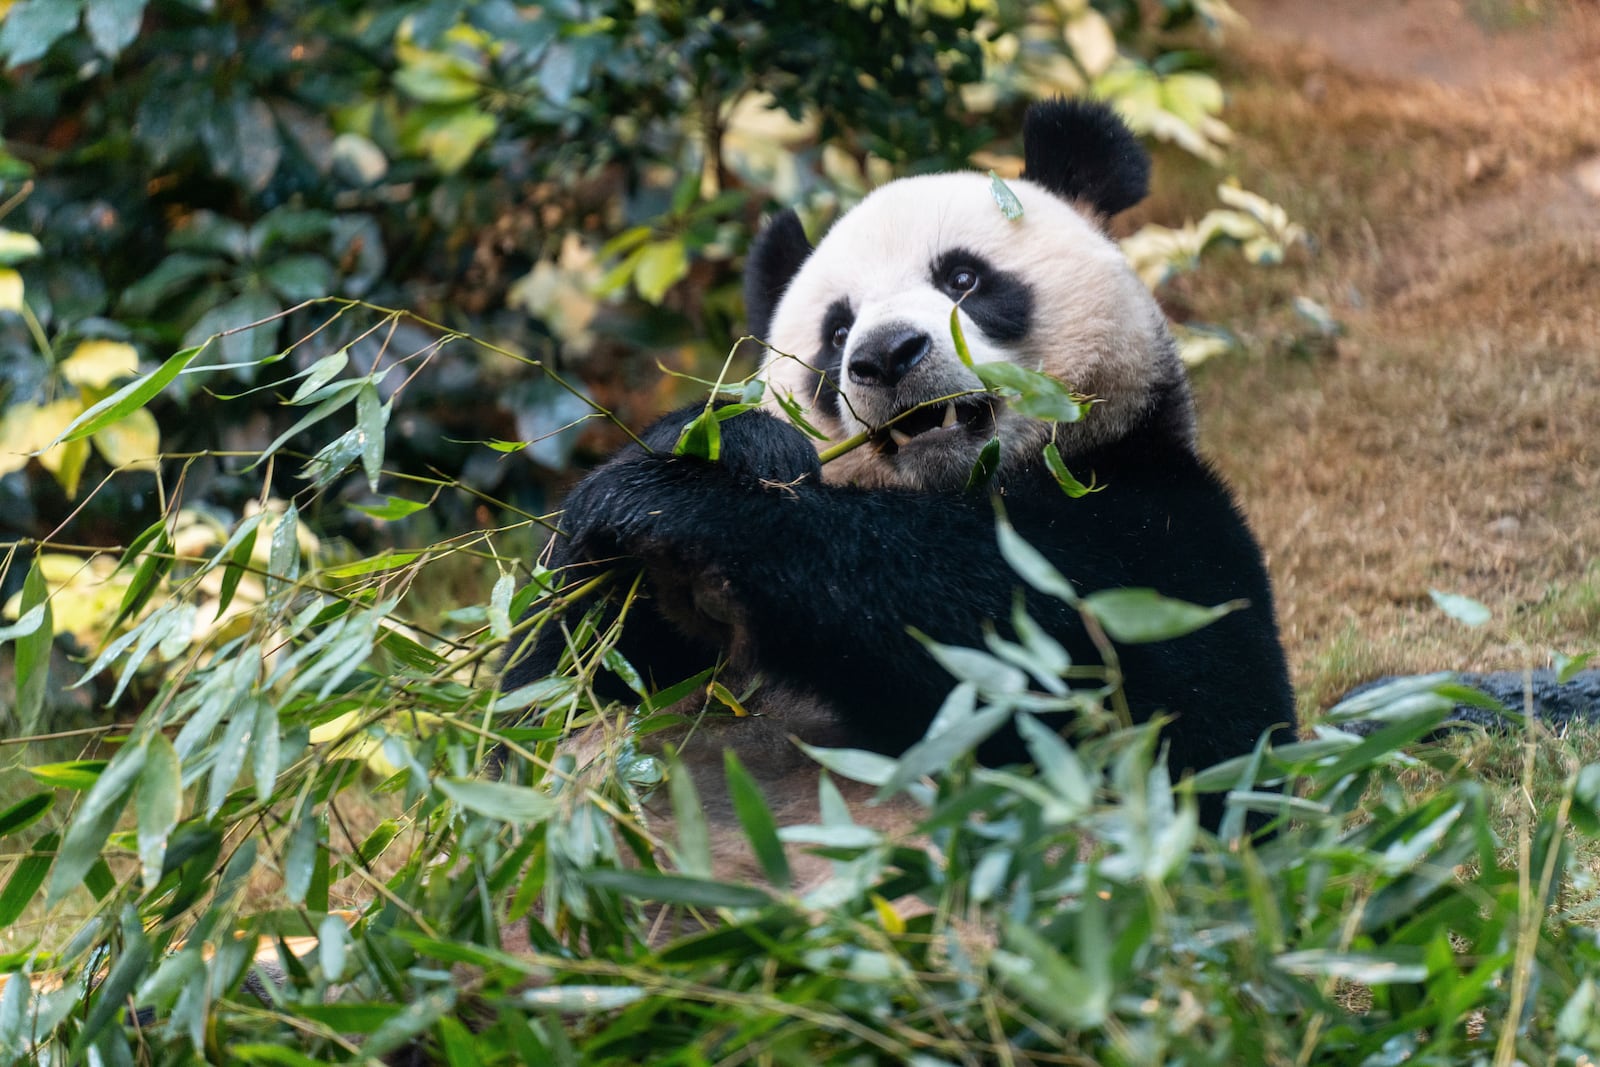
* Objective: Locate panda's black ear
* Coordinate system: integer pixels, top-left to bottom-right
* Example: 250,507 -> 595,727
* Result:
743,209 -> 812,341
1021,98 -> 1150,218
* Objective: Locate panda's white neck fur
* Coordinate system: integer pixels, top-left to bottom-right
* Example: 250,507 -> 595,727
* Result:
758,172 -> 1195,490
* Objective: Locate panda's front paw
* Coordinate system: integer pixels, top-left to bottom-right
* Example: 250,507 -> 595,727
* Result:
711,408 -> 821,486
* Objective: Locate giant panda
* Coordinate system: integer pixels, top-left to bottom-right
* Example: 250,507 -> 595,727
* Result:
501,99 -> 1295,870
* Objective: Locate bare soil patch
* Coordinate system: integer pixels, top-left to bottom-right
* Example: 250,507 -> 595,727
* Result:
1162,3 -> 1600,711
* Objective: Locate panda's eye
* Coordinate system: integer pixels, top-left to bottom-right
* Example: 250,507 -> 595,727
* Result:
831,324 -> 850,349
947,266 -> 980,295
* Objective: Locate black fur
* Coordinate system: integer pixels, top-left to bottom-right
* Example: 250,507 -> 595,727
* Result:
1021,99 -> 1150,217
743,209 -> 812,341
931,248 -> 1034,344
502,396 -> 1293,831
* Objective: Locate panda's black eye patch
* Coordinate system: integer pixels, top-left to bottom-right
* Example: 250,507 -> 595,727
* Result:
931,248 -> 1032,345
795,297 -> 851,418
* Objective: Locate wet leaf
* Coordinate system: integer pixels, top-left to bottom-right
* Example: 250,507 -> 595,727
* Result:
988,171 -> 1025,220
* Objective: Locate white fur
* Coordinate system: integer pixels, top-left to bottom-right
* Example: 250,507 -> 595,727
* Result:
757,172 -> 1191,490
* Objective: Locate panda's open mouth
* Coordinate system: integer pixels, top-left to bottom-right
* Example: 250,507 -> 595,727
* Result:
873,398 -> 997,455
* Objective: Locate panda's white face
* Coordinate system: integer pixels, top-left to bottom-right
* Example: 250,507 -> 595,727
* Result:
757,172 -> 1180,491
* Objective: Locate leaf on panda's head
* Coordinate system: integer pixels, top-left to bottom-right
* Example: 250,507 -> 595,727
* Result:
989,171 -> 1025,221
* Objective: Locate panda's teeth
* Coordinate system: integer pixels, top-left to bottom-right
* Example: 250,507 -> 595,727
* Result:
941,402 -> 958,429
889,428 -> 913,448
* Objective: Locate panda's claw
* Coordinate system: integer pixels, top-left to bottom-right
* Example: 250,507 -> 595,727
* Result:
941,402 -> 958,429
889,428 -> 914,448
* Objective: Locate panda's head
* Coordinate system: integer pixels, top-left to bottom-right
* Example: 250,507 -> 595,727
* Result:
746,99 -> 1193,491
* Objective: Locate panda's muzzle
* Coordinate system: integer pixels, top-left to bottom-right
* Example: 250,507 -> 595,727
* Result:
873,397 -> 996,454
847,325 -> 930,387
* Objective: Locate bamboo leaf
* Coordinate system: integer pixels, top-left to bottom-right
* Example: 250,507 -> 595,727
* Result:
54,345 -> 205,445
724,750 -> 790,890
136,734 -> 182,890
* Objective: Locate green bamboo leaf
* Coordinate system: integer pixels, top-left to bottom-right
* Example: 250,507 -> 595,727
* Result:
14,562 -> 51,734
0,832 -> 56,926
996,516 -> 1078,604
1016,713 -> 1094,814
136,734 -> 181,890
724,750 -> 789,890
633,238 -> 689,304
207,703 -> 255,818
49,742 -> 148,903
519,986 -> 647,1013
436,777 -> 556,824
673,406 -> 721,461
964,435 -> 1000,491
950,305 -> 975,369
993,922 -> 1108,1030
1556,650 -> 1597,685
283,808 -> 320,906
287,349 -> 349,404
318,913 -> 348,981
580,868 -> 771,909
771,389 -> 830,440
0,792 -> 52,839
1428,589 -> 1491,627
1043,442 -> 1102,498
356,381 -> 386,491
216,522 -> 260,620
974,361 -> 1085,422
350,496 -> 429,521
266,503 -> 302,607
989,171 -> 1025,220
0,604 -> 46,645
488,572 -> 513,642
321,550 -> 423,579
665,751 -> 712,879
27,760 -> 108,790
252,697 -> 280,804
52,345 -> 204,445
1083,588 -> 1244,644
72,910 -> 153,1055
0,964 -> 27,1053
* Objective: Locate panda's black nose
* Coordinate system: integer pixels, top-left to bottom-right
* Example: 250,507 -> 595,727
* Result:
848,325 -> 930,387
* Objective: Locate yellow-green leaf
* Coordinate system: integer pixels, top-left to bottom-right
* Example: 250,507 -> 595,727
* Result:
633,239 -> 689,304
0,268 -> 21,313
60,339 -> 140,389
91,406 -> 161,470
0,229 -> 41,265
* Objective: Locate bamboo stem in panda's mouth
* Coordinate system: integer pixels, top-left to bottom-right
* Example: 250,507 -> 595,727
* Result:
815,389 -> 995,464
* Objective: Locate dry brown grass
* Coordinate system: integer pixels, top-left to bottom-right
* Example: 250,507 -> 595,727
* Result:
1144,9 -> 1600,713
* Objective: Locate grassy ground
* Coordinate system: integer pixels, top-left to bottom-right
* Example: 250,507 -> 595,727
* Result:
1142,7 -> 1600,715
